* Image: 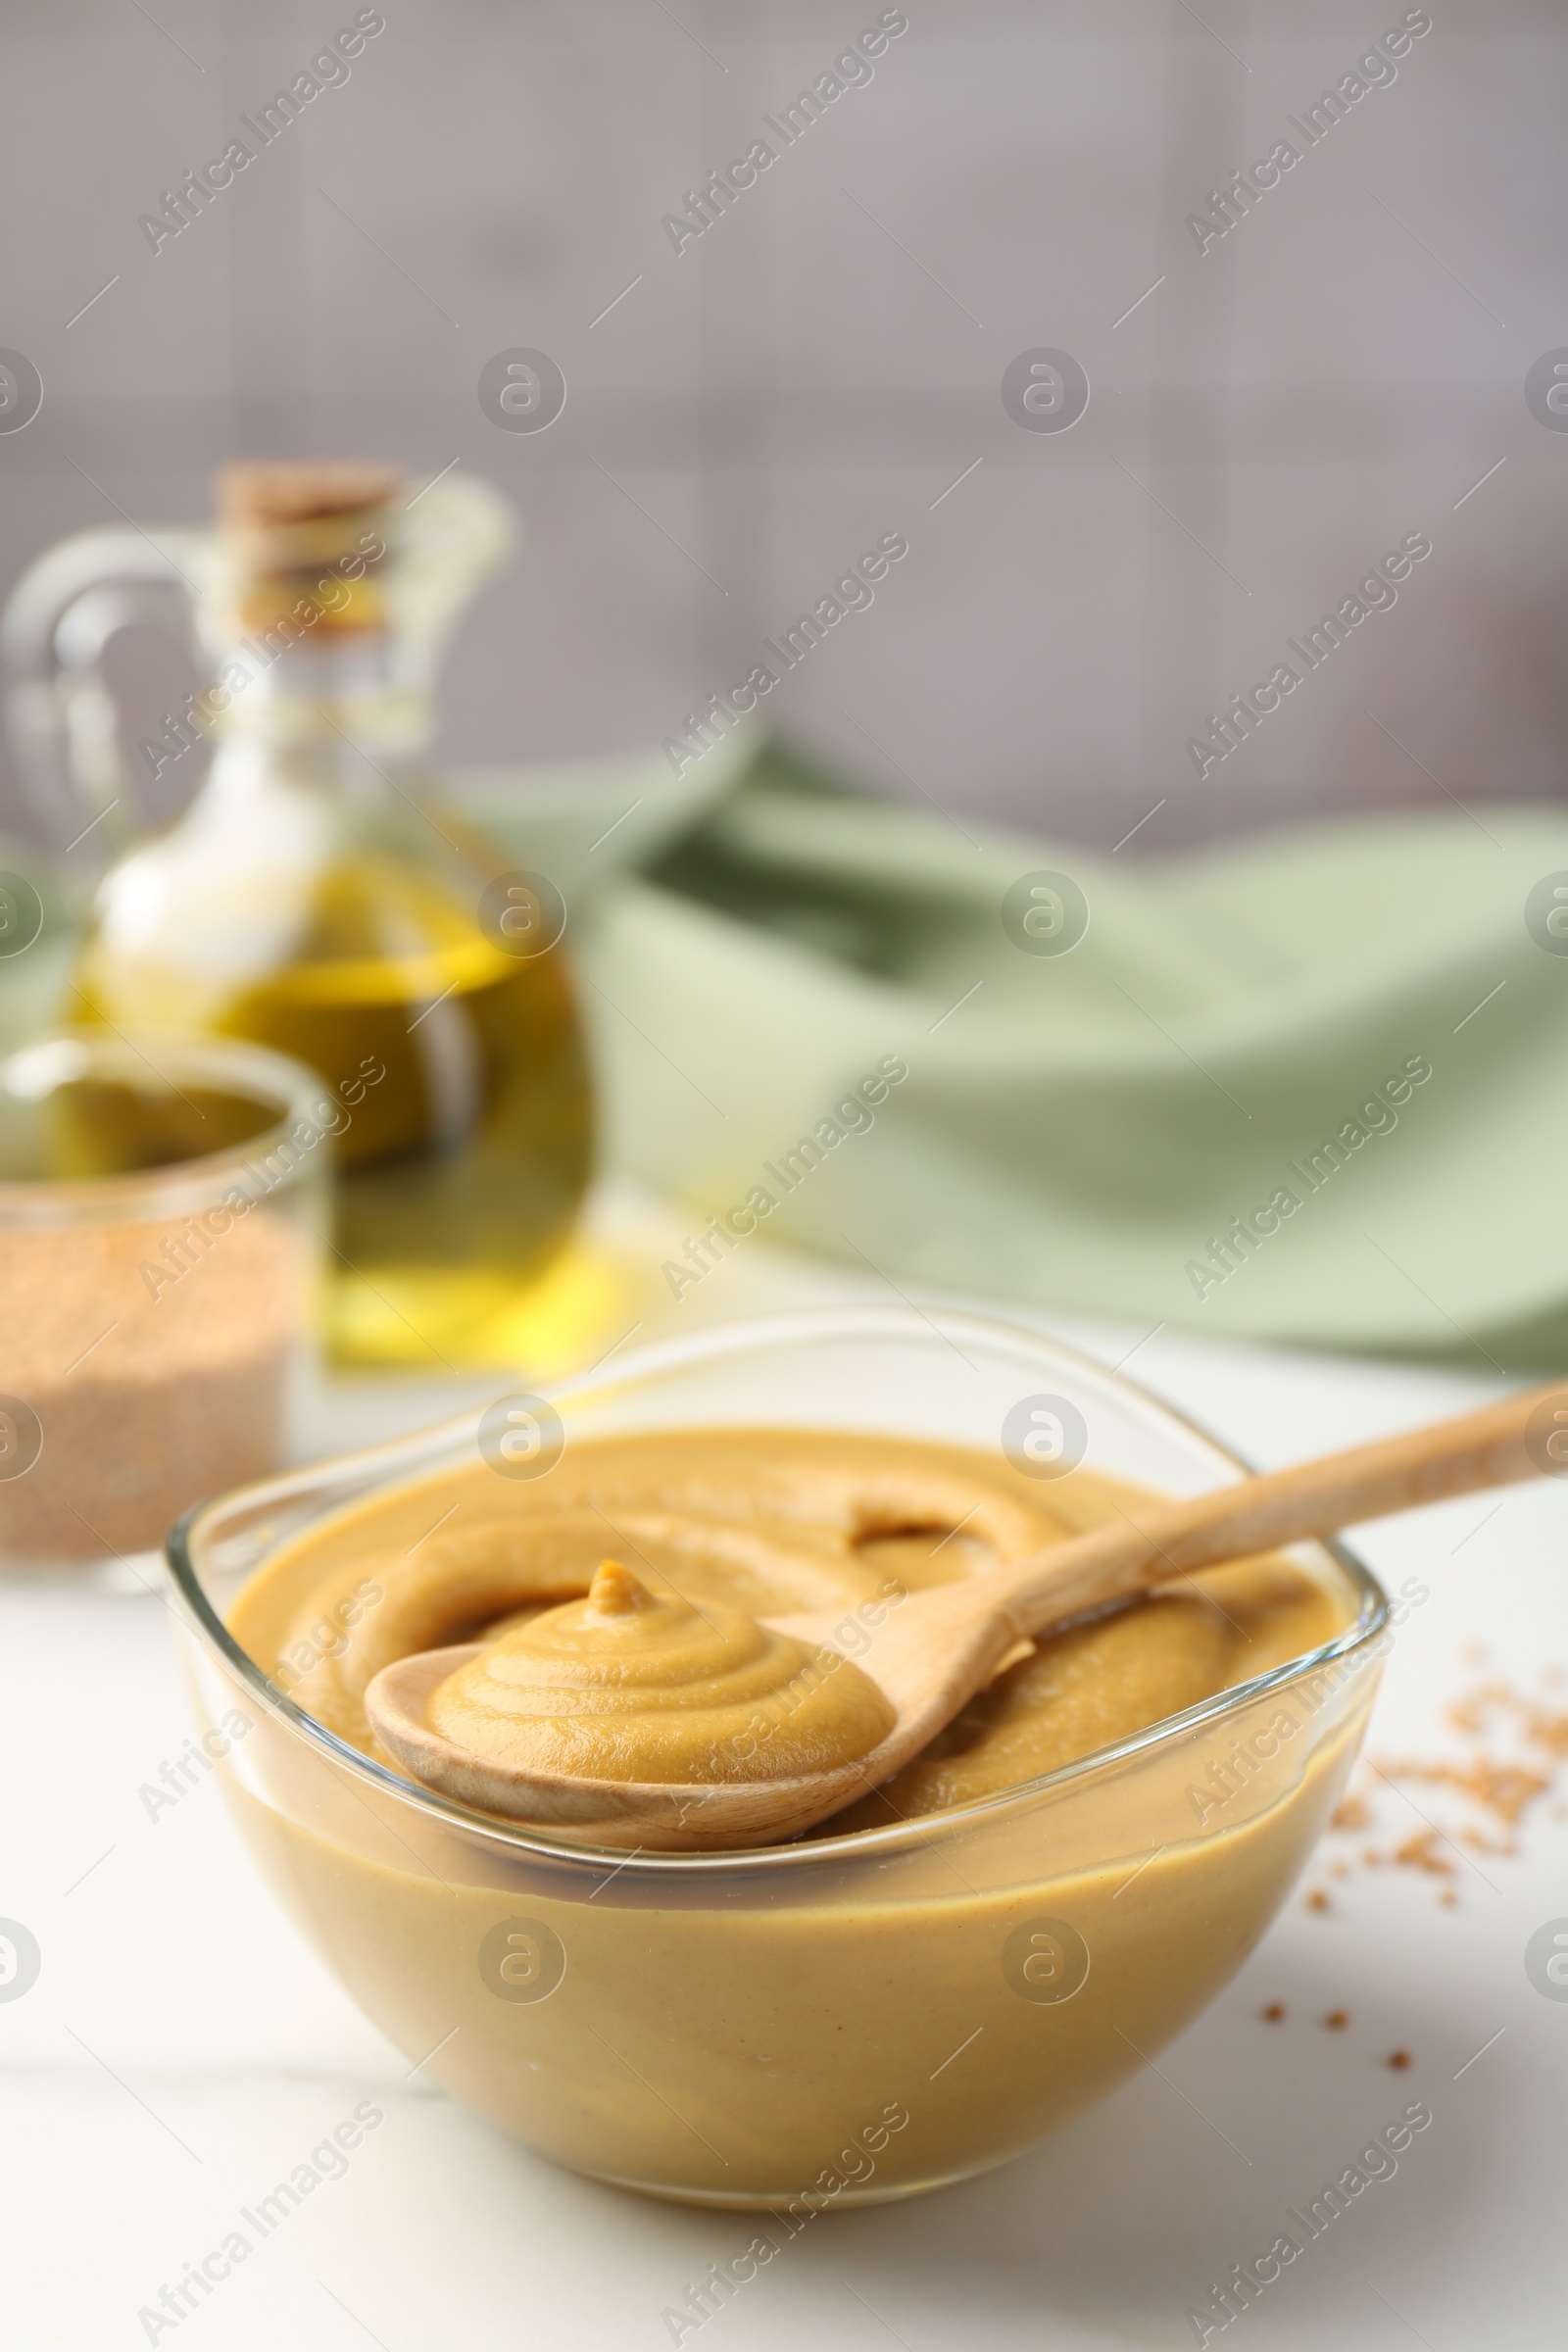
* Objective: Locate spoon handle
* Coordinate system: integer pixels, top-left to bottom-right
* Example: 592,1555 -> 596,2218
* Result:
992,1379 -> 1563,1644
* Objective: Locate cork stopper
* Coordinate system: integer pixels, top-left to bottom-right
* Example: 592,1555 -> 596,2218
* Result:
214,460 -> 404,528
211,460 -> 400,639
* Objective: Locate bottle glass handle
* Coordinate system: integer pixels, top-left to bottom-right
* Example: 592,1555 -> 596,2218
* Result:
1,524 -> 210,855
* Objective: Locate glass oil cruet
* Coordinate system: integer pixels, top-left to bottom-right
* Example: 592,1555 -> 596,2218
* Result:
1,463 -> 595,1368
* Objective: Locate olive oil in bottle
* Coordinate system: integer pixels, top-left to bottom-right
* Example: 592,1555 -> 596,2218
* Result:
71,463 -> 595,1366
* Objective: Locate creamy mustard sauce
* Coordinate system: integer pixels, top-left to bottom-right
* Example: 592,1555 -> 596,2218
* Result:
231,1427 -> 1346,1834
220,1426 -> 1369,2205
424,1558 -> 895,1785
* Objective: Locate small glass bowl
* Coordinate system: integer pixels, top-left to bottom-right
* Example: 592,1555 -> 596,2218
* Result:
166,1307 -> 1388,2206
0,1029 -> 326,1581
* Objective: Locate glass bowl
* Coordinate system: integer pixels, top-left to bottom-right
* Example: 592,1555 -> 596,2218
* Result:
0,1028 -> 326,1582
165,1307 -> 1388,2207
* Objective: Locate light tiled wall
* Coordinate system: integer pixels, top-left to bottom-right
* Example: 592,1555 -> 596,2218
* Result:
0,0 -> 1559,853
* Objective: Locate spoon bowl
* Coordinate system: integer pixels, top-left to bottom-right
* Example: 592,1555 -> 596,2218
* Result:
366,1634 -> 905,1850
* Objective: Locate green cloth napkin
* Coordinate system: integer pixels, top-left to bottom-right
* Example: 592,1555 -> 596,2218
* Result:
457,734 -> 1568,1374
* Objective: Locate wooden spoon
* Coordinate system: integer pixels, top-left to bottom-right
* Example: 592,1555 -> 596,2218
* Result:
364,1379 -> 1566,1851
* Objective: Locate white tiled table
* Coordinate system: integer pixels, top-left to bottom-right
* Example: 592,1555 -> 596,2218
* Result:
5,1186 -> 1565,2351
